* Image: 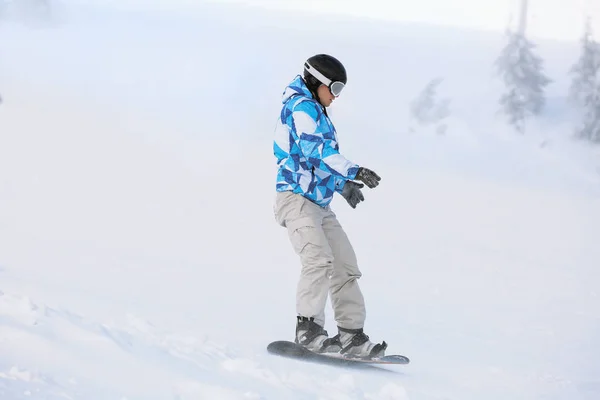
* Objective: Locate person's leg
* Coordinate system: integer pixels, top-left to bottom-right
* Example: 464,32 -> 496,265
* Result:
274,191 -> 339,352
322,209 -> 387,358
321,209 -> 365,330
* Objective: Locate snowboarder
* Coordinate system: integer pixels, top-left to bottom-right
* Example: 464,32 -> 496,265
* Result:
273,54 -> 387,359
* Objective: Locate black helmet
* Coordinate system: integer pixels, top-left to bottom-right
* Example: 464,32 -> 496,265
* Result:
303,54 -> 347,97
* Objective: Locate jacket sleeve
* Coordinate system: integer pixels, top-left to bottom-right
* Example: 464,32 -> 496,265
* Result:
291,101 -> 360,182
333,176 -> 349,194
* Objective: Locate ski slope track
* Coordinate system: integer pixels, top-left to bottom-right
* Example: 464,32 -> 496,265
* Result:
1,1 -> 599,399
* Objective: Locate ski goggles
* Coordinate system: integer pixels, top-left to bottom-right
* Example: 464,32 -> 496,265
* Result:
304,61 -> 345,97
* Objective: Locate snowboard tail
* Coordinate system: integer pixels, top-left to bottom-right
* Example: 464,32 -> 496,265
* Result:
267,340 -> 409,366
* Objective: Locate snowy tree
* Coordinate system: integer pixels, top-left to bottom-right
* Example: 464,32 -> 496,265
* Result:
495,30 -> 551,133
569,18 -> 600,106
409,77 -> 451,135
494,0 -> 551,133
569,18 -> 600,143
578,83 -> 600,142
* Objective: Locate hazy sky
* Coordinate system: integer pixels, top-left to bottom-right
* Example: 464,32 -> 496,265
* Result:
204,0 -> 600,42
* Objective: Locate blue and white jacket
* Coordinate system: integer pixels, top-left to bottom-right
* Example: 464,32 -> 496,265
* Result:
273,75 -> 360,207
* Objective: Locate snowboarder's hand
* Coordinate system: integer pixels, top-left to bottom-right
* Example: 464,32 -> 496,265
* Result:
341,181 -> 365,209
356,167 -> 381,188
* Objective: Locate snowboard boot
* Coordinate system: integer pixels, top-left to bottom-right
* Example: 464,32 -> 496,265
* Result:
295,316 -> 342,353
337,327 -> 387,358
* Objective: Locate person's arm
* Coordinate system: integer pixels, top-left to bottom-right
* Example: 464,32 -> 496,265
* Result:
291,102 -> 359,181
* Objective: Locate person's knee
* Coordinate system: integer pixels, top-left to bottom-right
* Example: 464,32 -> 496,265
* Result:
330,269 -> 361,292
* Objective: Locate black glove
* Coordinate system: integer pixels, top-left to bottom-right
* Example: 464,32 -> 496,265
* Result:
356,167 -> 381,188
341,181 -> 365,209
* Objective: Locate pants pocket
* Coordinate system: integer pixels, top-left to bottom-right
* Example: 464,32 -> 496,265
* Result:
289,222 -> 334,270
274,191 -> 305,227
287,217 -> 317,255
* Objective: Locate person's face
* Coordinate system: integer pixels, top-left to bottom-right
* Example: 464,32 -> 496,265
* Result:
317,84 -> 336,107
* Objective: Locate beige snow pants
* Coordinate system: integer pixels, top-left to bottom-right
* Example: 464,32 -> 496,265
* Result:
274,190 -> 366,330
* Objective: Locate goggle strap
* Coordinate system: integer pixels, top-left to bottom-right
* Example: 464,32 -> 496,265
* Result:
304,61 -> 332,87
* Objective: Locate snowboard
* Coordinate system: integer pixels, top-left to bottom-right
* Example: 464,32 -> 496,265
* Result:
267,340 -> 409,367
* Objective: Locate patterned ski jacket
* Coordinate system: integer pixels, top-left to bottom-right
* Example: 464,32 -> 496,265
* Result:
273,75 -> 359,207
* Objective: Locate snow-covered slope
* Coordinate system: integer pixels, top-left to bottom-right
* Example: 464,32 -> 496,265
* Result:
1,2 -> 599,399
1,290 -> 411,400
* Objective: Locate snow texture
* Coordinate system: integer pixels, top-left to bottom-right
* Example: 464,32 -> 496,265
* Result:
1,1 -> 599,400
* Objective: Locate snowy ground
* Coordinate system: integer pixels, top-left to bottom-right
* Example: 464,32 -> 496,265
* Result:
1,2 -> 600,399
